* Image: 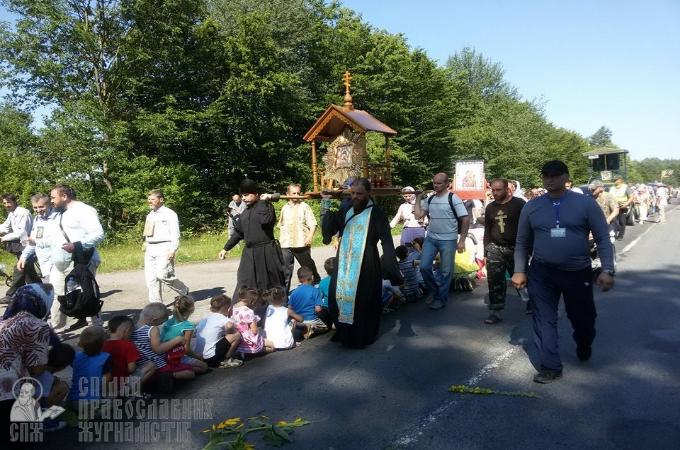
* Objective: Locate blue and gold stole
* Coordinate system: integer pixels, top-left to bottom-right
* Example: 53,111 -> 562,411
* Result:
336,201 -> 373,324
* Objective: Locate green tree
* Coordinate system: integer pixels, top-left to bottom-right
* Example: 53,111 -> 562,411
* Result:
0,104 -> 43,203
588,126 -> 613,147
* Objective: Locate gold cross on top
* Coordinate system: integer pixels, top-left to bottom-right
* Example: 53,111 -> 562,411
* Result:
495,210 -> 508,234
343,71 -> 352,95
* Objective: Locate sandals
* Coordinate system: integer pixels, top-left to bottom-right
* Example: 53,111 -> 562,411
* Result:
484,314 -> 502,325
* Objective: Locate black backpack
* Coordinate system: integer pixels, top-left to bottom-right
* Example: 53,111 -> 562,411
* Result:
427,192 -> 463,230
58,262 -> 102,319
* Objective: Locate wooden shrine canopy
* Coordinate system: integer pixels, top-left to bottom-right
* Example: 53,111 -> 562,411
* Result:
303,104 -> 397,142
302,71 -> 398,194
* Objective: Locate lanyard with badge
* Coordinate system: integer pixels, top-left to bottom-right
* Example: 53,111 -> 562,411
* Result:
550,197 -> 566,238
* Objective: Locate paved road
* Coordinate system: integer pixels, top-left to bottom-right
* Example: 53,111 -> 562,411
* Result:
39,202 -> 679,449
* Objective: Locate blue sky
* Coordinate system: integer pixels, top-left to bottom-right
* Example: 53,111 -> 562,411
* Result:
2,1 -> 678,160
340,0 -> 680,160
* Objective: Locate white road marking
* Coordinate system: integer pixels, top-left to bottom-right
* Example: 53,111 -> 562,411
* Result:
330,359 -> 358,384
390,213 -> 665,448
621,223 -> 656,255
391,347 -> 517,447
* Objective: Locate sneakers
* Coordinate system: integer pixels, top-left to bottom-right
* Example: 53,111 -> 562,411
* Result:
533,369 -> 563,384
484,313 -> 502,325
576,344 -> 592,362
89,315 -> 103,327
218,358 -> 243,369
423,294 -> 434,305
429,300 -> 445,310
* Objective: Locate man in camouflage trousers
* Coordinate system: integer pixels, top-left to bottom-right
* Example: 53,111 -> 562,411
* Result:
483,179 -> 527,324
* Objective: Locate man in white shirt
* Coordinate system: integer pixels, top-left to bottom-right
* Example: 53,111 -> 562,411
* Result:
278,184 -> 319,292
0,193 -> 37,302
0,193 -> 32,254
390,186 -> 427,246
655,185 -> 669,223
48,184 -> 105,330
19,194 -> 59,282
143,189 -> 189,303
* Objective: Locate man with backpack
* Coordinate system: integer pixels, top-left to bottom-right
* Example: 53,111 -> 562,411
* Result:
414,173 -> 470,310
48,184 -> 105,331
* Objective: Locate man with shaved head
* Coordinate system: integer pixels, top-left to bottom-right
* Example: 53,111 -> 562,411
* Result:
414,172 -> 470,310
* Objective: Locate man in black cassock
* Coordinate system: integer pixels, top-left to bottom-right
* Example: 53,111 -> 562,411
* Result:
219,179 -> 285,298
321,178 -> 402,348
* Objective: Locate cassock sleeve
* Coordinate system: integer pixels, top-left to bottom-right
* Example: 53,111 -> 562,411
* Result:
254,201 -> 276,226
375,208 -> 403,285
223,212 -> 244,251
321,199 -> 352,245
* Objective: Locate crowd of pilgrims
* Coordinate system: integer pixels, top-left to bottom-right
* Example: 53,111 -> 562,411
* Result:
0,176 -> 675,435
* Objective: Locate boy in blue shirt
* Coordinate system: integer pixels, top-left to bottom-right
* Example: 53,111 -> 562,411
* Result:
289,266 -> 330,338
69,326 -> 112,405
317,257 -> 336,307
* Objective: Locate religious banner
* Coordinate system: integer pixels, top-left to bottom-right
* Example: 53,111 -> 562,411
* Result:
452,160 -> 486,200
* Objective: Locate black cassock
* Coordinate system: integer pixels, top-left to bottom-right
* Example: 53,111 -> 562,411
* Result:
322,201 -> 402,348
223,200 -> 285,297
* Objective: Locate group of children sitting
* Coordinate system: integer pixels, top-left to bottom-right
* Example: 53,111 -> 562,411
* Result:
49,257 -> 337,403
46,245 -> 429,403
383,237 -> 427,312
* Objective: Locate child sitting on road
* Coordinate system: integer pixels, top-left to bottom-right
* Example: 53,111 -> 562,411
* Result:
231,288 -> 274,355
380,254 -> 405,313
409,237 -> 426,287
288,266 -> 330,338
317,257 -> 336,306
263,287 -> 299,350
68,326 -> 112,402
131,303 -> 189,383
396,245 -> 422,303
161,295 -> 209,375
194,294 -> 243,368
35,343 -> 75,408
102,315 -> 140,390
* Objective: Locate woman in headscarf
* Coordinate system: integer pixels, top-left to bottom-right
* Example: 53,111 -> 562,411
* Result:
0,284 -> 55,439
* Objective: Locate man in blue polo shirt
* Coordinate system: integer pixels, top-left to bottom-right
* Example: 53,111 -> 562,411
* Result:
414,173 -> 470,310
512,160 -> 615,384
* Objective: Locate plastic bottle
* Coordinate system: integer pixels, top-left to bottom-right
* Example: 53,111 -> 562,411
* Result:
66,276 -> 81,294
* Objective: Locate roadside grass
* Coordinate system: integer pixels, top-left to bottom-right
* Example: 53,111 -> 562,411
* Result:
99,231 -> 230,272
1,225 -> 404,274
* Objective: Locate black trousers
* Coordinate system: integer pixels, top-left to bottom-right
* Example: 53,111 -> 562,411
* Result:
614,209 -> 628,238
282,246 -> 321,292
204,337 -> 229,367
528,260 -> 596,372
